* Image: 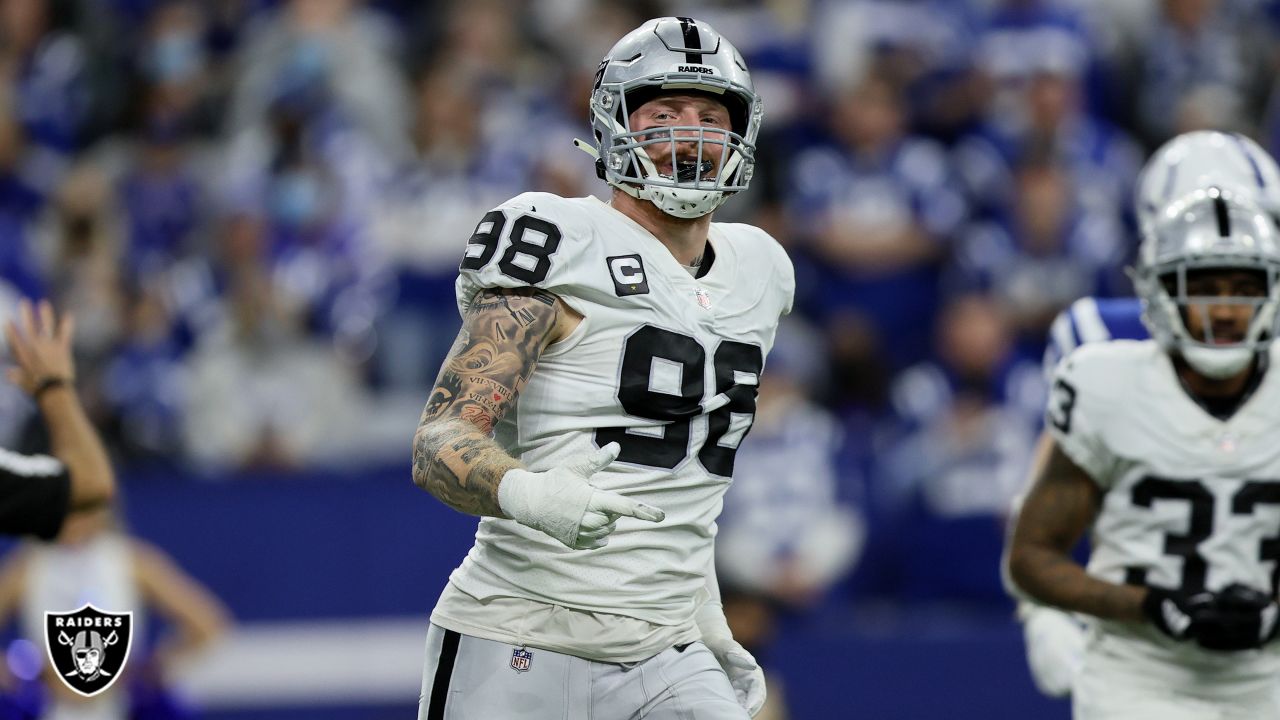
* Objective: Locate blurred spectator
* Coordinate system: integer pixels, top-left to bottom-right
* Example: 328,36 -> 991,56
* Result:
810,0 -> 976,95
30,164 -> 128,361
0,504 -> 230,718
809,0 -> 980,138
950,158 -> 1128,342
1135,0 -> 1253,143
0,283 -> 33,448
99,286 -> 188,464
975,0 -> 1102,116
877,293 -> 1041,603
786,73 -> 966,368
0,101 -> 51,225
228,0 -> 412,159
717,318 -> 865,609
180,244 -> 367,471
956,26 -> 1142,224
116,103 -> 210,285
368,58 -> 533,386
130,0 -> 222,139
0,0 -> 91,155
0,105 -> 56,302
220,69 -> 389,345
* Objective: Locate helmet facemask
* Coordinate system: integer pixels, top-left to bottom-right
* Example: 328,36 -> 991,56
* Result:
1134,189 -> 1280,379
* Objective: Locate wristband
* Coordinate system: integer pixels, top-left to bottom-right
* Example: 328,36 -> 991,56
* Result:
34,377 -> 70,400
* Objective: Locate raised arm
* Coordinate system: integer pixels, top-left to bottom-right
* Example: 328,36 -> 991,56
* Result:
411,287 -> 575,517
5,299 -> 114,511
1007,440 -> 1145,622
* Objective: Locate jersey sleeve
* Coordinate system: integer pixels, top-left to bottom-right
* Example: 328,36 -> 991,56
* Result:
454,192 -> 591,317
1045,347 -> 1119,488
771,233 -> 795,317
1042,306 -> 1080,382
0,448 -> 70,539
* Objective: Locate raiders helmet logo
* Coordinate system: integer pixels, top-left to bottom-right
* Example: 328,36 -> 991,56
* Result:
45,604 -> 133,697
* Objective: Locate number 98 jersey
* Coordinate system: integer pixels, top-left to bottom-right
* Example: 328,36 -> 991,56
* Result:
1049,339 -> 1280,676
448,192 -> 794,626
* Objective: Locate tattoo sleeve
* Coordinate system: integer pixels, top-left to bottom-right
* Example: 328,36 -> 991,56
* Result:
1008,442 -> 1146,622
411,287 -> 564,517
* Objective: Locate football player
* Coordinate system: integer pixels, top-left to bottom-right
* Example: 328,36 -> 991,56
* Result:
411,17 -> 791,720
1007,130 -> 1280,700
1008,175 -> 1280,716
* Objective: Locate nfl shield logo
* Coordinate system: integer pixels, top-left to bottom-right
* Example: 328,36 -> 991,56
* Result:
694,287 -> 712,310
510,647 -> 533,673
45,604 -> 133,698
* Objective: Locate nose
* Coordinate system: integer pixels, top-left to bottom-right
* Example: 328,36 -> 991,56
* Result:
671,108 -> 704,145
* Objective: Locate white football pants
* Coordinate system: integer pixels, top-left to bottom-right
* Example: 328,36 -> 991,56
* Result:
1072,637 -> 1280,720
418,623 -> 749,719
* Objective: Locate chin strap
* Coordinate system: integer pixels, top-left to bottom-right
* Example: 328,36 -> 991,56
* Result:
572,138 -> 599,160
574,138 -> 607,181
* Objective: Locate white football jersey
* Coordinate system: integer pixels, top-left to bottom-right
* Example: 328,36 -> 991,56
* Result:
442,193 -> 794,627
1048,340 -> 1280,685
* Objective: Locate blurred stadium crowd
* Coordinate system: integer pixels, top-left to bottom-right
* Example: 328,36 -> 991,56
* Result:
2,0 -> 1279,613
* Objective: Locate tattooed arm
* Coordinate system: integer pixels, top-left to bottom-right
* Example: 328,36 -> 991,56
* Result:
1008,441 -> 1146,622
411,287 -> 579,517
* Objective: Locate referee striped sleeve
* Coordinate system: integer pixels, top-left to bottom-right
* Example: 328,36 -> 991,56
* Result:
0,448 -> 65,478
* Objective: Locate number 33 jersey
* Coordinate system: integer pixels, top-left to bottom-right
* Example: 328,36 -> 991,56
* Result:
446,192 -> 794,626
1049,339 -> 1280,675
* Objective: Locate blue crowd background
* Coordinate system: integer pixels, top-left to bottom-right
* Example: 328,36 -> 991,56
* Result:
0,0 -> 1275,717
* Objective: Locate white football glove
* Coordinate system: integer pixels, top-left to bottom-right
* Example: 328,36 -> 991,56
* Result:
497,442 -> 665,550
1021,604 -> 1086,698
695,599 -> 766,717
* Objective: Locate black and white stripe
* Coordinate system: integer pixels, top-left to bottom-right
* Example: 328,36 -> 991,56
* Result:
1214,194 -> 1232,237
0,448 -> 64,478
677,17 -> 702,64
425,629 -> 460,720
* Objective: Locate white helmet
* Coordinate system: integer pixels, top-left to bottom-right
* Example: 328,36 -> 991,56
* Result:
1136,131 -> 1280,244
1133,187 -> 1280,378
581,17 -> 762,219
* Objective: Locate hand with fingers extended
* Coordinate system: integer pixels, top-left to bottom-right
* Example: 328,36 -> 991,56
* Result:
4,298 -> 76,398
496,442 -> 665,549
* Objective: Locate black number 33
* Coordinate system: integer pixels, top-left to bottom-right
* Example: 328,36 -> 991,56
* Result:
459,209 -> 562,285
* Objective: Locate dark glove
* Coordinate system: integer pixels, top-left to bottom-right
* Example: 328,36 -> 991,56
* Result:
1194,583 -> 1280,652
1141,587 -> 1216,641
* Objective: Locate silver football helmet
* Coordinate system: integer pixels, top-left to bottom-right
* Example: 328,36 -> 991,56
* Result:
1133,187 -> 1280,378
1136,131 -> 1280,244
581,17 -> 762,219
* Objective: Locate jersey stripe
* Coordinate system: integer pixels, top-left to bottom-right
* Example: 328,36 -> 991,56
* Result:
1071,297 -> 1111,345
0,448 -> 64,478
677,17 -> 702,64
